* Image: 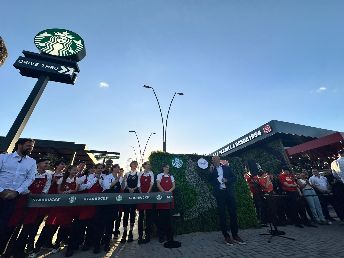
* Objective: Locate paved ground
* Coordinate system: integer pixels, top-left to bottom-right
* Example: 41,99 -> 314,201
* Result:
40,222 -> 344,258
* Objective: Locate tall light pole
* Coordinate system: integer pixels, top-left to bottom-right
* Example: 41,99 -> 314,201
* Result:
129,131 -> 156,165
130,145 -> 138,162
143,85 -> 183,152
142,132 -> 156,160
129,130 -> 142,163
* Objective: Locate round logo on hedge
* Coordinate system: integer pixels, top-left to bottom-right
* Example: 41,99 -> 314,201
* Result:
197,158 -> 208,169
34,28 -> 86,61
172,157 -> 183,169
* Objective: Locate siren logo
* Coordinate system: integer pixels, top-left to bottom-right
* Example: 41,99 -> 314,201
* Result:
34,29 -> 85,58
172,157 -> 183,169
68,196 -> 77,204
156,194 -> 163,201
116,195 -> 123,202
263,124 -> 272,134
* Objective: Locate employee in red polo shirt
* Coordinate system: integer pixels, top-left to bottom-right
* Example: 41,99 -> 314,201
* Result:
244,171 -> 264,225
279,167 -> 304,228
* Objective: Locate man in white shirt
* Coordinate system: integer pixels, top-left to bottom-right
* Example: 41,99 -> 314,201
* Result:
309,169 -> 336,222
0,138 -> 36,238
13,157 -> 52,258
330,150 -> 344,224
331,150 -> 344,183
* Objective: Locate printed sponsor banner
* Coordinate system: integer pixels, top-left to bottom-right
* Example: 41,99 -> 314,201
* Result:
27,192 -> 173,207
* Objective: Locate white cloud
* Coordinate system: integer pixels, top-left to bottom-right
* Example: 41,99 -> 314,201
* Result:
316,86 -> 327,93
99,81 -> 110,88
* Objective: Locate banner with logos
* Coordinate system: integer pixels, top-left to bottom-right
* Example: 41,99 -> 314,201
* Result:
27,192 -> 173,207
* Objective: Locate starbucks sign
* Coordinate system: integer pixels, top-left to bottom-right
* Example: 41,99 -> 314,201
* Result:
34,28 -> 86,61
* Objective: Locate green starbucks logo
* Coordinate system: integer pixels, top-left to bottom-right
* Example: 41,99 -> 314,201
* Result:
116,195 -> 123,202
172,157 -> 183,169
34,29 -> 86,61
68,196 -> 77,204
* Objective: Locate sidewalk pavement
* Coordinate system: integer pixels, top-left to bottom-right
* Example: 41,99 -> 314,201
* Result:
42,222 -> 344,258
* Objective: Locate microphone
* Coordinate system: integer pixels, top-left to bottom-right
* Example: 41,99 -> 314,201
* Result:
18,157 -> 23,163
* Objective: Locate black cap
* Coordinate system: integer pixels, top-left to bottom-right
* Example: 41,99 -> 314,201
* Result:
36,157 -> 50,163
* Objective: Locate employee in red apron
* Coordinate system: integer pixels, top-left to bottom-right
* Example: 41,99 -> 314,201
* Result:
120,161 -> 139,244
30,160 -> 66,256
156,163 -> 175,244
49,165 -> 79,254
13,158 -> 52,258
137,162 -> 154,244
65,164 -> 104,257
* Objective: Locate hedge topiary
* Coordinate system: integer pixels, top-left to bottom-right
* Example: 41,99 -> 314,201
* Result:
148,151 -> 257,234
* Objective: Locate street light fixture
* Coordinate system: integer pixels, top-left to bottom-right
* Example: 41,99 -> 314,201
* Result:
130,145 -> 138,162
129,130 -> 142,162
129,130 -> 156,165
143,85 -> 184,152
142,132 -> 156,159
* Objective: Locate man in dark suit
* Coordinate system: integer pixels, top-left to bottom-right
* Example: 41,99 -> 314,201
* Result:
209,156 -> 245,245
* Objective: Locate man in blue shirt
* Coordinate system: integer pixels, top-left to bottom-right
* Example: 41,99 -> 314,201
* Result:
0,138 -> 36,240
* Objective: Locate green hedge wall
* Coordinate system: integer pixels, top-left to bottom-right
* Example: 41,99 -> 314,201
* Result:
148,152 -> 257,234
230,139 -> 285,174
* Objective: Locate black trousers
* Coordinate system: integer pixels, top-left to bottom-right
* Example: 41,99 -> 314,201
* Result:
54,225 -> 71,248
114,211 -> 122,232
0,226 -> 19,256
157,209 -> 173,241
13,217 -> 44,257
0,198 -> 17,241
215,189 -> 239,238
261,194 -> 279,226
123,204 -> 136,228
34,224 -> 59,251
285,191 -> 310,225
332,182 -> 344,220
93,205 -> 118,248
138,210 -> 153,238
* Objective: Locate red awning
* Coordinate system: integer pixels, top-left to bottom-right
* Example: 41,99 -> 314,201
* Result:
286,132 -> 344,156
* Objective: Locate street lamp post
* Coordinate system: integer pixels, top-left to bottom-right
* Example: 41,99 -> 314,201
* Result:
129,131 -> 156,165
129,130 -> 142,163
130,145 -> 138,162
143,85 -> 183,152
142,132 -> 156,159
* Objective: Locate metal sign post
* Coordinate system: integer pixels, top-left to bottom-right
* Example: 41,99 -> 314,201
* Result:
0,28 -> 86,153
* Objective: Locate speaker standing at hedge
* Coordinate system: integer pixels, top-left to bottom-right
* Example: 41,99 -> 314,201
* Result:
209,156 -> 246,245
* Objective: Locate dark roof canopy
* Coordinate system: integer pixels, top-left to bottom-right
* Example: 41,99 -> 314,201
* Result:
211,120 -> 335,156
0,136 -> 120,166
286,132 -> 344,156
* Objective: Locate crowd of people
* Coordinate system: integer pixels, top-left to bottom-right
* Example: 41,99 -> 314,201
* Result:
7,138 -> 344,257
0,138 -> 178,258
244,150 -> 344,231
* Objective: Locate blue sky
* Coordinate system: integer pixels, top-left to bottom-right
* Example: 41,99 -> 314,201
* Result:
1,0 -> 344,168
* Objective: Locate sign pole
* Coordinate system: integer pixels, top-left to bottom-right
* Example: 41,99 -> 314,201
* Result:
0,28 -> 85,153
0,75 -> 49,153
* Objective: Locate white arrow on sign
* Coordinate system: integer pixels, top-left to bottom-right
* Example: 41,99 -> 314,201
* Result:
58,66 -> 74,75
